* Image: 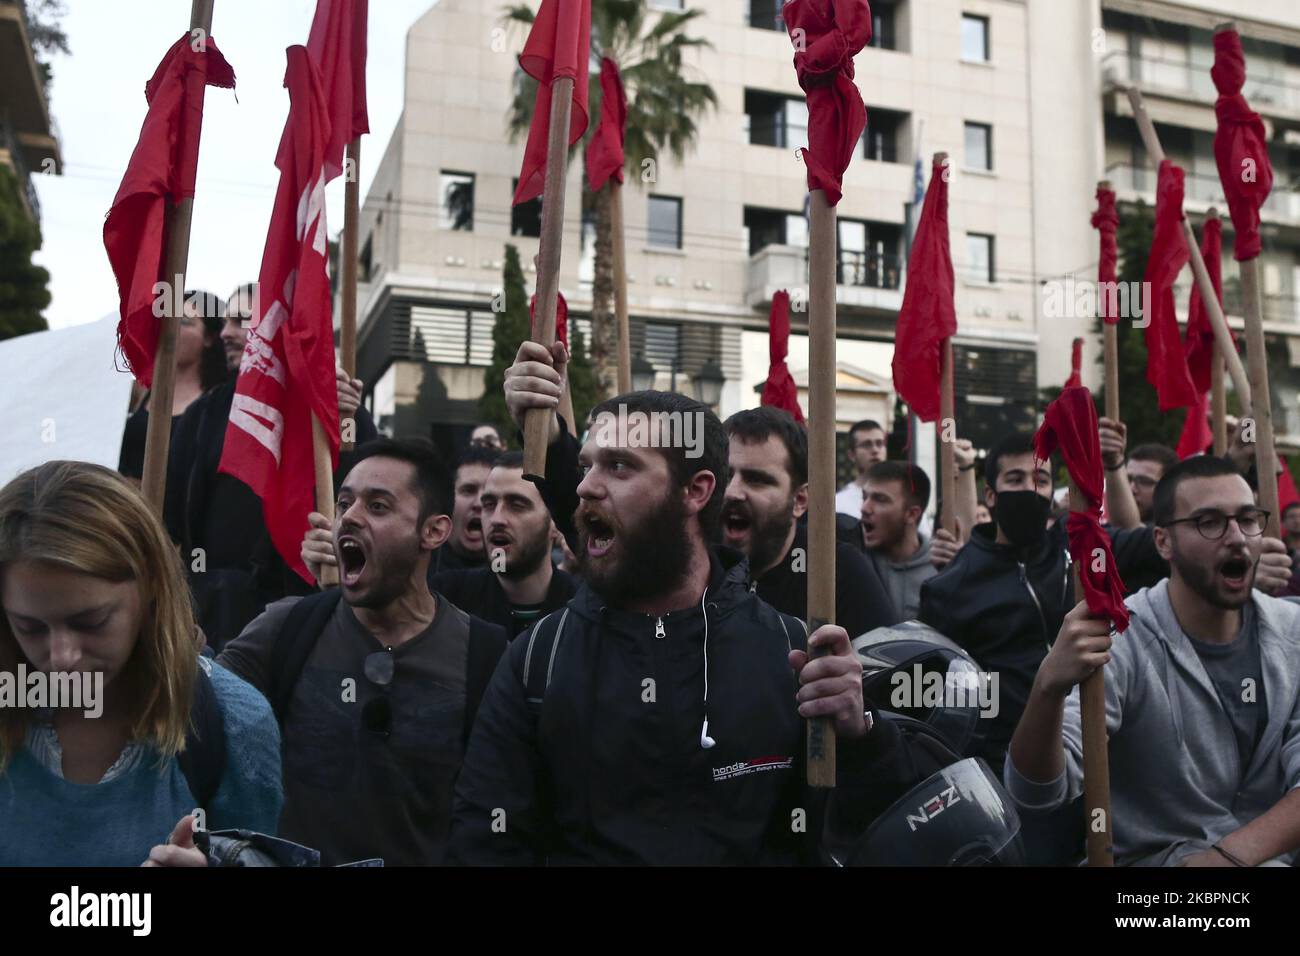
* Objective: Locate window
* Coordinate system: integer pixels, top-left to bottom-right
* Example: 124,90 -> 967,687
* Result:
863,109 -> 907,163
511,178 -> 542,237
748,0 -> 784,31
648,195 -> 682,249
868,2 -> 898,50
961,14 -> 989,62
359,235 -> 373,283
439,171 -> 475,231
744,207 -> 809,256
964,122 -> 992,171
838,219 -> 902,289
745,89 -> 807,149
966,233 -> 995,283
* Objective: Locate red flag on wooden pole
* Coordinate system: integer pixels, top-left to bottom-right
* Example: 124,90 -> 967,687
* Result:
1142,160 -> 1197,412
586,56 -> 626,192
761,290 -> 805,423
219,46 -> 338,584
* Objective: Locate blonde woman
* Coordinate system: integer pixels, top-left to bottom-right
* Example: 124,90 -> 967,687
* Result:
0,461 -> 281,866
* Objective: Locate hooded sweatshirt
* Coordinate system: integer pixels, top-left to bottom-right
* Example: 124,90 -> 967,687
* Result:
865,534 -> 936,622
1004,580 -> 1300,866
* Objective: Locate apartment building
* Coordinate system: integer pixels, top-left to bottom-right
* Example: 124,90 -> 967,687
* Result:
1099,0 -> 1300,451
0,0 -> 62,224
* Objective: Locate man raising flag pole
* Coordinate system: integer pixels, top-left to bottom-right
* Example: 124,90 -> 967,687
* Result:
219,45 -> 338,586
103,0 -> 233,515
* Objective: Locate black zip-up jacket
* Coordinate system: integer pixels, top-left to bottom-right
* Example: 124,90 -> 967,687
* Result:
429,566 -> 578,638
918,520 -> 1165,766
448,547 -> 904,865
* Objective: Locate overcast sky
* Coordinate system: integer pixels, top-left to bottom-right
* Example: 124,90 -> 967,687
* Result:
31,0 -> 441,330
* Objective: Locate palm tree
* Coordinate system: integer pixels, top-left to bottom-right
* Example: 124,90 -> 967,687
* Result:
502,0 -> 717,398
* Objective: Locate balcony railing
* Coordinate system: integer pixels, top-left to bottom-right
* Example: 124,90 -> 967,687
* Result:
0,118 -> 39,221
1102,49 -> 1300,114
1105,162 -> 1300,224
838,250 -> 902,290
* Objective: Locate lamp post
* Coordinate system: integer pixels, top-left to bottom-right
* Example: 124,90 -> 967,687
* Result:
631,352 -> 657,392
693,357 -> 725,407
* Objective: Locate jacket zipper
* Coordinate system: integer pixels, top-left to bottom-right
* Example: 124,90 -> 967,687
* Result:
655,616 -> 666,639
1019,561 -> 1050,650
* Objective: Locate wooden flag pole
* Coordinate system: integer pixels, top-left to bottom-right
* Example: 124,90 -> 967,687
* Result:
312,414 -> 339,587
611,179 -> 632,394
1070,479 -> 1114,868
1213,21 -> 1279,537
140,0 -> 217,516
806,187 -> 837,788
1125,86 -> 1251,410
937,154 -> 958,538
340,135 -> 361,452
1203,208 -> 1228,456
1099,180 -> 1121,424
522,77 -> 576,480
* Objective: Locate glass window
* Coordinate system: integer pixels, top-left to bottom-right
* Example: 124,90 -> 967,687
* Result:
967,233 -> 995,283
961,14 -> 989,62
511,178 -> 542,238
748,0 -> 784,32
648,195 -> 682,249
440,171 -> 474,231
868,2 -> 897,50
964,122 -> 992,171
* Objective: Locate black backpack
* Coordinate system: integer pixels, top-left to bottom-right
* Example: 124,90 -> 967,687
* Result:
178,660 -> 227,812
263,589 -> 506,748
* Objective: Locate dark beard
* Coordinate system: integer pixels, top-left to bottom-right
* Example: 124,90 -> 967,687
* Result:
1171,545 -> 1256,610
747,500 -> 795,575
348,534 -> 422,609
496,527 -> 552,580
578,489 -> 692,605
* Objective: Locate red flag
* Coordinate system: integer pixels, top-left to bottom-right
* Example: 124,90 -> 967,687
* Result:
1143,160 -> 1197,412
280,0 -> 369,183
104,35 -> 235,387
784,0 -> 872,206
1279,458 -> 1300,514
586,56 -> 626,193
530,291 -> 568,349
892,157 -> 956,422
1035,386 -> 1130,632
1212,29 -> 1274,261
220,47 -> 339,583
512,0 -> 591,206
1184,217 -> 1225,394
1176,391 -> 1213,460
761,290 -> 805,423
1091,185 -> 1120,326
1064,338 -> 1084,390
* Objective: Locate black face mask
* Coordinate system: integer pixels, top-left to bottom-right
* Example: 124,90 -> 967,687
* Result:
993,490 -> 1051,549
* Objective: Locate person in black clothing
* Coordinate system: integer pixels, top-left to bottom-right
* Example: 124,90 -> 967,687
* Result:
429,447 -> 496,573
450,380 -> 901,865
163,283 -> 377,652
222,438 -> 507,865
721,406 -> 898,636
118,289 -> 228,480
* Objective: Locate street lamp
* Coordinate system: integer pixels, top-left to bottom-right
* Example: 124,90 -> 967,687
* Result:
631,352 -> 657,392
692,357 -> 725,407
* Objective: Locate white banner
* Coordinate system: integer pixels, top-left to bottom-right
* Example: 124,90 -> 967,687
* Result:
0,315 -> 134,485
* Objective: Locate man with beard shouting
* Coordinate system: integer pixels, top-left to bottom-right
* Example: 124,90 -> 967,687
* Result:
1006,456 -> 1300,866
722,406 -> 898,636
449,370 -> 900,864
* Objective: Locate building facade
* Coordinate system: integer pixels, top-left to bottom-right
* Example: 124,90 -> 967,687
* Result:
0,0 -> 63,224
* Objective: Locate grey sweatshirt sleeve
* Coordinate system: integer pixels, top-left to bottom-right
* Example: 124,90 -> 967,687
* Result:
1003,624 -> 1132,812
215,596 -> 302,694
1280,674 -> 1300,793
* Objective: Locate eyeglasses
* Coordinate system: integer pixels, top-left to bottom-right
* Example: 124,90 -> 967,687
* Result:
1161,509 -> 1270,540
360,648 -> 395,738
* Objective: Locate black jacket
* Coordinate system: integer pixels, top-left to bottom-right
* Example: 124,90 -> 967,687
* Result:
448,547 -> 902,865
429,566 -> 578,638
754,522 -> 900,637
918,520 -> 1166,766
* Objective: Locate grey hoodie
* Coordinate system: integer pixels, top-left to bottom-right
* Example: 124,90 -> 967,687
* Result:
866,535 -> 936,622
1004,579 -> 1300,866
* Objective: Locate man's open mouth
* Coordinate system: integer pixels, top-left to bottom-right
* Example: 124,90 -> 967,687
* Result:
722,507 -> 751,538
487,530 -> 512,549
1220,555 -> 1251,589
583,513 -> 616,558
338,536 -> 368,587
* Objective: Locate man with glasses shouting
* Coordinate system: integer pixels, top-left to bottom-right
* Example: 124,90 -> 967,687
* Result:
1005,456 -> 1300,866
219,438 -> 508,865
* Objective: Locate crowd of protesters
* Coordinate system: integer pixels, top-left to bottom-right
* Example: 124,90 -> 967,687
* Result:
2,306 -> 1299,868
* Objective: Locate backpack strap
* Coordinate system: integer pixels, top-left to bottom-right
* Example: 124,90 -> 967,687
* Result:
178,659 -> 227,812
266,590 -> 343,726
463,616 -> 507,749
521,607 -> 570,716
